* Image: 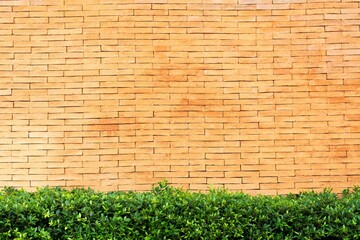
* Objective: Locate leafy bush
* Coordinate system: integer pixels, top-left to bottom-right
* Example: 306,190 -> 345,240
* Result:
1,182 -> 360,239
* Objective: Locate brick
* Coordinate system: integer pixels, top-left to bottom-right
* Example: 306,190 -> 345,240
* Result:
0,89 -> 12,96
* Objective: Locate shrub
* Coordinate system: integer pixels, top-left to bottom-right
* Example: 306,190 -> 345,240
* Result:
0,182 -> 360,239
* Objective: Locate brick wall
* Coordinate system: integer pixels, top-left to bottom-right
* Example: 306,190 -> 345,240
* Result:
1,0 -> 360,194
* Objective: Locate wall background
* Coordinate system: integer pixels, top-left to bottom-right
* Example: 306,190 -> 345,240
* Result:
1,0 -> 360,194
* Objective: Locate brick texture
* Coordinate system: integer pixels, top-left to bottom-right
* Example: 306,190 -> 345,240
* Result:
1,0 -> 360,194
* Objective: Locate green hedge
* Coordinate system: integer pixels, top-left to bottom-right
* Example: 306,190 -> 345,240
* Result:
1,182 -> 360,239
